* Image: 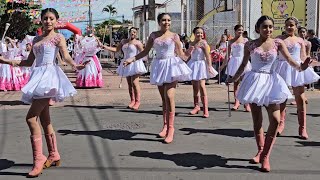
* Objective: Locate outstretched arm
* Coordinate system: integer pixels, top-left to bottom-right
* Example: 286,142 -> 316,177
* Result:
0,48 -> 35,67
123,34 -> 154,66
57,35 -> 87,70
100,39 -> 123,52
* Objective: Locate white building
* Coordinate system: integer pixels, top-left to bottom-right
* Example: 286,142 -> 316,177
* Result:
188,0 -> 320,44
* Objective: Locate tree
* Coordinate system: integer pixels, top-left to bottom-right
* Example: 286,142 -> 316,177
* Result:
0,1 -> 41,40
102,4 -> 117,18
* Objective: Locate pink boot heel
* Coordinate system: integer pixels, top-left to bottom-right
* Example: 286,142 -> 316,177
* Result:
164,112 -> 175,144
189,96 -> 200,115
27,135 -> 48,178
44,133 -> 61,169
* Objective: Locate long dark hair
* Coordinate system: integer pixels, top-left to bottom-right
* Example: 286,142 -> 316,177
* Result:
193,27 -> 206,39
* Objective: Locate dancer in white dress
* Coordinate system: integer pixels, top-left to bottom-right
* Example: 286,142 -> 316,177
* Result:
187,27 -> 218,118
0,8 -> 86,178
75,35 -> 103,88
124,13 -> 192,144
0,37 -> 25,91
100,27 -> 147,110
274,17 -> 320,139
227,16 -> 311,172
220,25 -> 251,112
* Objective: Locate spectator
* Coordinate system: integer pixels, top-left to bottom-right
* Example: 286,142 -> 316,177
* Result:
224,29 -> 233,40
307,29 -> 320,56
212,34 -> 228,84
243,31 -> 252,40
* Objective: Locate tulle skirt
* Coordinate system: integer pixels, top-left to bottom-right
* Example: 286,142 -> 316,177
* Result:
76,55 -> 103,87
274,60 -> 320,87
150,57 -> 192,86
226,56 -> 251,76
187,59 -> 218,80
117,59 -> 147,77
237,71 -> 293,106
21,65 -> 77,104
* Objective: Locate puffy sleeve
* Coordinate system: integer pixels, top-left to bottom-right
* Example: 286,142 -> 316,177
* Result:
274,38 -> 284,49
297,37 -> 305,46
52,33 -> 63,46
173,33 -> 180,41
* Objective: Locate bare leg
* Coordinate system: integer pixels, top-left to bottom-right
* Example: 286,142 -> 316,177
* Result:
164,81 -> 177,144
293,86 -> 308,139
26,98 -> 50,178
189,80 -> 200,115
260,104 -> 280,172
249,103 -> 264,164
232,80 -> 240,110
132,74 -> 141,110
126,76 -> 135,108
199,79 -> 209,118
278,100 -> 287,136
157,85 -> 167,138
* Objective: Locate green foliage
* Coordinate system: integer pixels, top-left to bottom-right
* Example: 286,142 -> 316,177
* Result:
0,1 -> 41,40
102,4 -> 117,18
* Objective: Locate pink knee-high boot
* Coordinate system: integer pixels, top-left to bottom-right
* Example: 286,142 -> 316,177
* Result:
250,133 -> 264,164
277,108 -> 286,136
127,88 -> 135,109
132,93 -> 141,110
259,135 -> 276,172
298,110 -> 308,139
189,96 -> 200,115
27,135 -> 48,178
44,133 -> 61,168
158,110 -> 168,138
201,96 -> 209,118
164,112 -> 175,144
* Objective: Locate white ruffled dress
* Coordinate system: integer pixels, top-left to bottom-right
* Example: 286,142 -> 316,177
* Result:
273,38 -> 320,87
21,33 -> 77,104
75,37 -> 103,88
149,33 -> 192,85
116,41 -> 147,77
237,39 -> 293,106
187,41 -> 218,80
226,39 -> 252,76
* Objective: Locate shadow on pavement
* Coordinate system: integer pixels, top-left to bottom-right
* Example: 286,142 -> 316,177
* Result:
0,101 -> 26,106
289,112 -> 320,117
129,151 -> 259,171
179,128 -> 254,138
0,159 -> 30,177
119,109 -> 163,116
296,141 -> 320,147
58,129 -> 162,142
64,105 -> 119,109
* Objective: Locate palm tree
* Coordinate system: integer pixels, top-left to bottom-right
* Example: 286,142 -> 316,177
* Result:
102,4 -> 117,18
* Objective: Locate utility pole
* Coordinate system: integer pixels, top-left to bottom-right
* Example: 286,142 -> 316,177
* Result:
132,0 -> 136,27
143,0 -> 147,42
181,0 -> 185,35
238,0 -> 243,25
88,0 -> 93,34
186,0 -> 190,36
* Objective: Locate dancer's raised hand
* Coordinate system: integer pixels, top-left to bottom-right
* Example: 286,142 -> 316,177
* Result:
123,57 -> 135,67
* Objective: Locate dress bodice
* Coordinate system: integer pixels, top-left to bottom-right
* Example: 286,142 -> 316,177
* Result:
32,34 -> 62,67
246,39 -> 282,73
121,42 -> 141,59
230,38 -> 248,57
278,38 -> 304,61
80,37 -> 100,56
151,33 -> 179,59
190,41 -> 208,61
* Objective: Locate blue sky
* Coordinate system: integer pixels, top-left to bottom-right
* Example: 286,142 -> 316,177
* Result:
43,0 -> 180,38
